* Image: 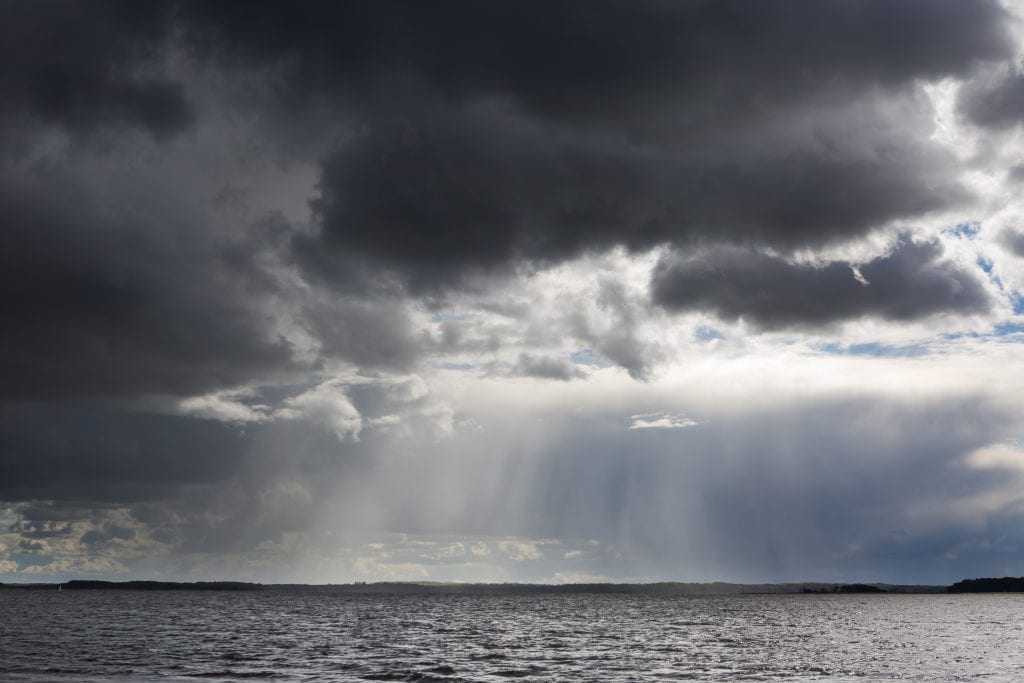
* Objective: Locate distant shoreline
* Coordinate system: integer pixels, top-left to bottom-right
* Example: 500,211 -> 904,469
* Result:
2,577 -> 1021,594
0,579 -> 954,594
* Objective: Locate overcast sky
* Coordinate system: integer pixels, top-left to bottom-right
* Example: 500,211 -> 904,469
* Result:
4,0 -> 1024,585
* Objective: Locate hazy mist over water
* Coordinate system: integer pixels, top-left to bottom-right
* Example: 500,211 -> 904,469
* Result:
3,590 -> 1023,681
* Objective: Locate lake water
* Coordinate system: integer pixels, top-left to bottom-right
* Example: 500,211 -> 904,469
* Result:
1,590 -> 1022,681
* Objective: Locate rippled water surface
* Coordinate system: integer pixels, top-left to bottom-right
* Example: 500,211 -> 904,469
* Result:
2,590 -> 1023,681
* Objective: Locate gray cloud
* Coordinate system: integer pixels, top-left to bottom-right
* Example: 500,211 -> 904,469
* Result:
307,99 -> 964,290
591,280 -> 660,380
999,229 -> 1024,258
651,239 -> 991,328
177,0 -> 1010,134
80,525 -> 135,546
0,403 -> 253,503
1,1 -> 1008,403
0,161 -> 298,402
959,67 -> 1024,130
0,1 -> 192,141
301,298 -> 423,372
511,354 -> 587,382
165,0 -> 1010,287
1008,164 -> 1024,183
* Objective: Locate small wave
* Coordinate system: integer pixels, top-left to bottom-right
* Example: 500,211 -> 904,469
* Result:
220,652 -> 260,662
491,666 -> 548,678
469,652 -> 506,661
362,671 -> 457,682
186,670 -> 282,679
425,665 -> 456,675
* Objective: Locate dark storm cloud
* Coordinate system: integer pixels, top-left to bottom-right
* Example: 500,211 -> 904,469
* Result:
0,403 -> 252,502
651,239 -> 991,328
2,0 -> 1013,300
233,0 -> 1004,288
306,102 -> 963,290
0,0 -> 1011,397
0,1 -> 192,141
958,67 -> 1024,130
0,162 -> 297,401
13,0 -> 1006,148
304,110 -> 667,288
176,0 -> 1009,129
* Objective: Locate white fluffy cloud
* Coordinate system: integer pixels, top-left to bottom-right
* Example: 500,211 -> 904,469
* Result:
276,380 -> 363,441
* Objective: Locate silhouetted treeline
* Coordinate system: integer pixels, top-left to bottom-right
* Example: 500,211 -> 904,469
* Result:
801,583 -> 888,594
947,577 -> 1024,593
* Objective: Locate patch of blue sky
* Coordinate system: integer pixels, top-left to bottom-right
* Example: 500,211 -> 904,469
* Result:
942,311 -> 1024,340
945,220 -> 981,239
812,341 -> 929,357
1011,292 -> 1024,315
847,342 -> 929,357
570,348 -> 612,368
993,320 -> 1024,336
693,325 -> 725,342
813,342 -> 843,354
975,261 -> 1021,314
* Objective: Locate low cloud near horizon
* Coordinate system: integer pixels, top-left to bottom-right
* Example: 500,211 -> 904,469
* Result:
3,0 -> 1024,585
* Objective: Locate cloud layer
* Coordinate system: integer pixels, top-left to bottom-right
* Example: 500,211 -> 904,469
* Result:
652,239 -> 992,328
2,0 -> 1024,584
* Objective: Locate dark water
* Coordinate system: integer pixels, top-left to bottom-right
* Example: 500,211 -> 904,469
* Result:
2,590 -> 1023,681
